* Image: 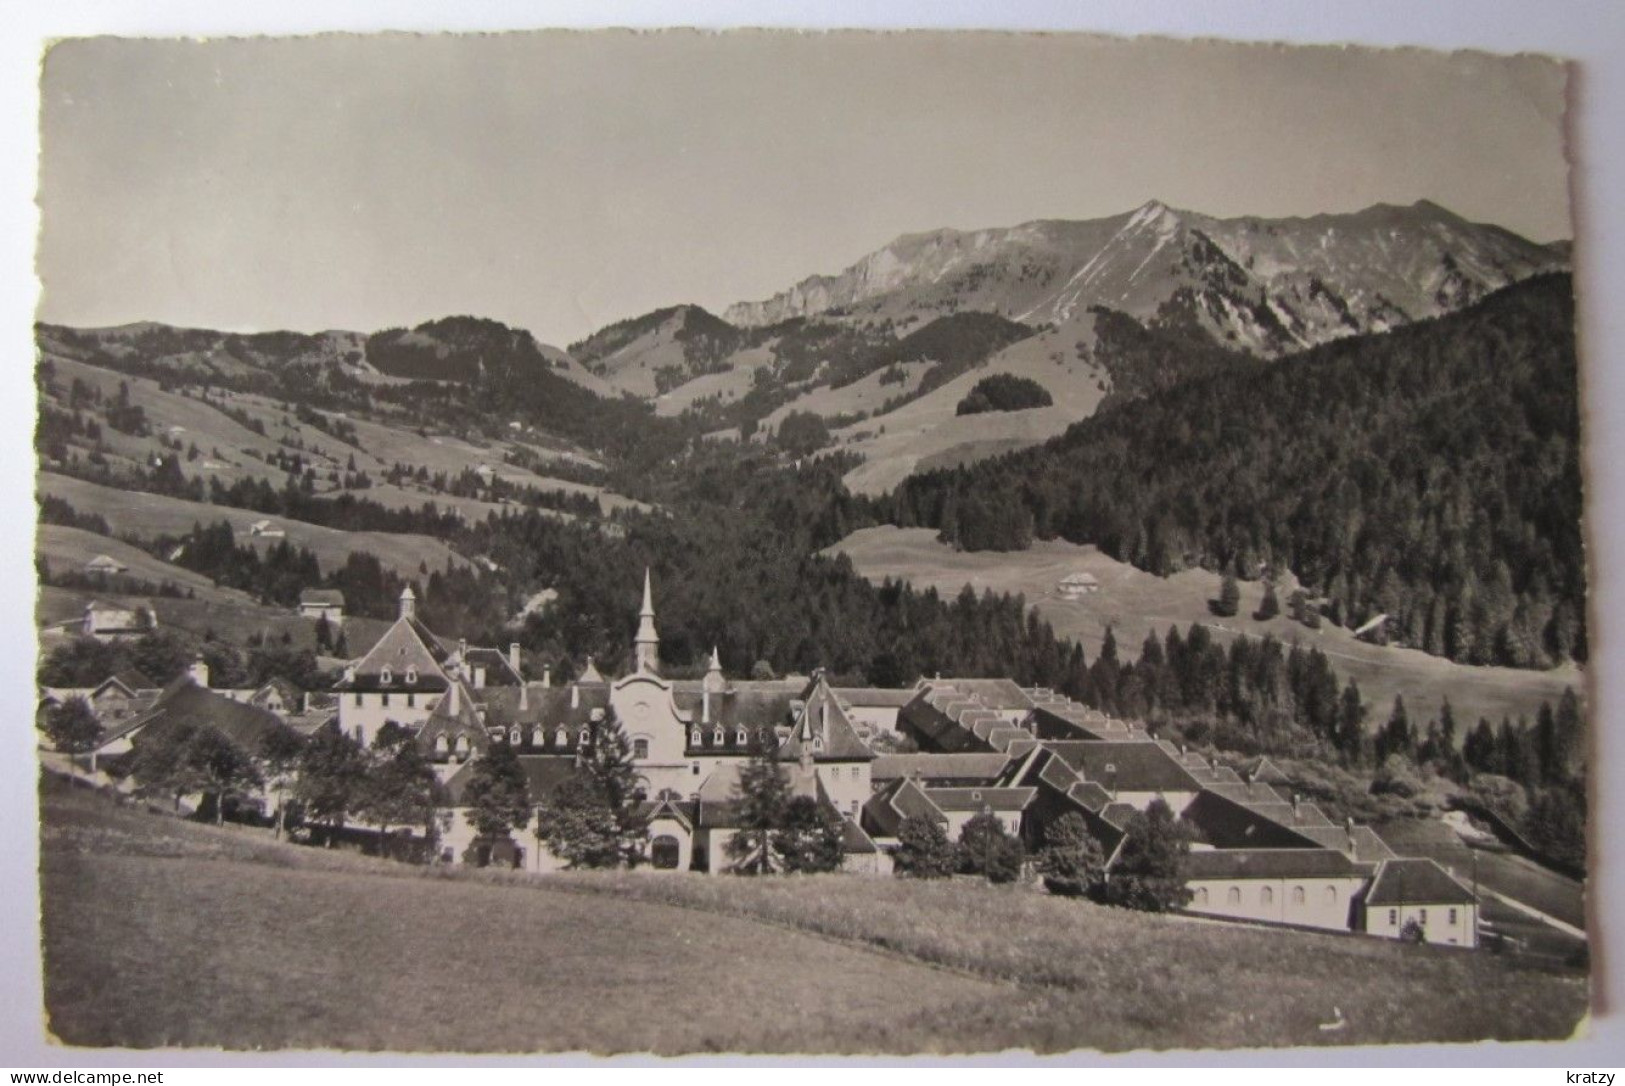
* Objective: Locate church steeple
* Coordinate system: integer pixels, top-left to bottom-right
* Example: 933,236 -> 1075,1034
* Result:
634,567 -> 660,674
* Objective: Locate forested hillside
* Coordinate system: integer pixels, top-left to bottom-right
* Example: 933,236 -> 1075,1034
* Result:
888,274 -> 1585,669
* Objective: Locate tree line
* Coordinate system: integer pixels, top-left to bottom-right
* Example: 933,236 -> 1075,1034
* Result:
887,275 -> 1586,669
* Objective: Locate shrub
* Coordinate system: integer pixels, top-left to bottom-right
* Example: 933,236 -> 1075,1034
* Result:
1035,812 -> 1106,897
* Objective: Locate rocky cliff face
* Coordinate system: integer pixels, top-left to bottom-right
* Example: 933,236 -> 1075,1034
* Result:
724,199 -> 1567,357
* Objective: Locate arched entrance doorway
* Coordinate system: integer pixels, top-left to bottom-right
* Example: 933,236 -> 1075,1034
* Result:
651,835 -> 681,870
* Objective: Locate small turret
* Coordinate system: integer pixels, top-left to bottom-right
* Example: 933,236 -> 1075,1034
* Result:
399,585 -> 416,620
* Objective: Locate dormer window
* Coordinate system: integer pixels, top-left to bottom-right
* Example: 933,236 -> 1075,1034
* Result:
532,726 -> 545,747
555,726 -> 567,748
691,727 -> 702,746
578,727 -> 590,746
812,735 -> 824,751
736,728 -> 747,745
454,735 -> 470,760
433,734 -> 449,756
509,725 -> 521,745
405,667 -> 417,685
380,667 -> 393,685
713,727 -> 724,745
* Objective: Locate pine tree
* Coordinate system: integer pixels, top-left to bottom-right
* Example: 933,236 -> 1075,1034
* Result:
1212,572 -> 1241,618
583,713 -> 650,865
534,775 -> 623,869
727,728 -> 790,875
1253,580 -> 1281,621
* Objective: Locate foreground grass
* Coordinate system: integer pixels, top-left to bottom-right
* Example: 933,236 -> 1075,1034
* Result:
41,781 -> 1589,1053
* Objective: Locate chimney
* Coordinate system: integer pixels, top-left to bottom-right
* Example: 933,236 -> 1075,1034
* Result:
542,665 -> 552,689
1291,793 -> 1302,822
187,656 -> 210,689
570,683 -> 580,709
702,687 -> 711,725
447,682 -> 460,714
399,585 -> 416,620
1345,816 -> 1357,853
458,638 -> 468,662
508,642 -> 522,677
519,683 -> 529,713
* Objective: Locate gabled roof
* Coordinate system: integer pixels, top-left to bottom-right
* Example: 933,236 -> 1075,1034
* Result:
112,677 -> 297,753
920,786 -> 1035,813
417,681 -> 490,759
109,668 -> 157,692
1179,790 -> 1326,850
1293,824 -> 1398,862
1043,740 -> 1204,794
335,615 -> 452,693
457,646 -> 525,687
859,777 -> 947,839
695,761 -> 823,829
1364,858 -> 1478,906
299,588 -> 345,606
1184,848 -> 1372,881
776,678 -> 875,762
828,687 -> 918,709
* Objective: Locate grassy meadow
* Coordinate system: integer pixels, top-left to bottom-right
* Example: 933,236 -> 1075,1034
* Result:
829,525 -> 1582,732
40,778 -> 1587,1054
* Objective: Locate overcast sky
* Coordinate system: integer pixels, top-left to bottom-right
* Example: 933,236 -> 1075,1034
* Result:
36,30 -> 1571,346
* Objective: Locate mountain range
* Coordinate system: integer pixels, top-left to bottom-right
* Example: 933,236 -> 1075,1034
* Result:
724,198 -> 1566,355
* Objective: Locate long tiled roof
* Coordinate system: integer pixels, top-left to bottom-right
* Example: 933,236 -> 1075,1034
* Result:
872,752 -> 1011,784
1184,848 -> 1372,881
1364,858 -> 1479,906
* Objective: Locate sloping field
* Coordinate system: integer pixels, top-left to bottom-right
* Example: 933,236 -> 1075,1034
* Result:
40,785 -> 1008,1054
36,584 -> 393,656
837,325 -> 1109,495
759,361 -> 932,432
39,781 -> 1585,1053
653,345 -> 777,417
39,472 -> 468,580
829,526 -> 1582,731
36,525 -> 255,604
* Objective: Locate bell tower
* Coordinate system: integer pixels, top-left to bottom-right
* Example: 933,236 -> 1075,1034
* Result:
634,567 -> 660,674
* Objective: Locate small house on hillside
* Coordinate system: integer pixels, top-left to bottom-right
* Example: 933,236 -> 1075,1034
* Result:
82,600 -> 156,641
298,588 -> 345,626
1056,571 -> 1100,599
249,519 -> 285,538
1360,858 -> 1480,948
84,554 -> 127,576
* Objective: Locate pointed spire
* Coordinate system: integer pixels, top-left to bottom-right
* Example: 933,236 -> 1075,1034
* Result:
399,585 -> 416,620
634,567 -> 660,674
